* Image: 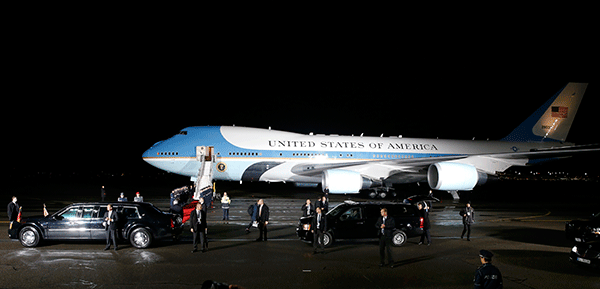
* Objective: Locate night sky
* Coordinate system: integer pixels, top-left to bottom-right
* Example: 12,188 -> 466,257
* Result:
6,17 -> 599,179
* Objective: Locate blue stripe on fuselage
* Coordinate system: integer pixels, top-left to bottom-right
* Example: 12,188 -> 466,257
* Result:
142,126 -> 457,179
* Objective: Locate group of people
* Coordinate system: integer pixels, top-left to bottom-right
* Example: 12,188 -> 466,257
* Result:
7,188 -> 500,288
244,199 -> 270,241
101,186 -> 144,203
300,196 -> 329,254
377,201 -> 501,288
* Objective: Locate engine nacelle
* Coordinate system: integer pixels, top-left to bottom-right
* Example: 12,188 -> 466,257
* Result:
427,162 -> 487,191
322,169 -> 372,194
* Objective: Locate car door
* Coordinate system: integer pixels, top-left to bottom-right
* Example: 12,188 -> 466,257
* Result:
47,206 -> 85,239
87,206 -> 107,239
334,206 -> 366,239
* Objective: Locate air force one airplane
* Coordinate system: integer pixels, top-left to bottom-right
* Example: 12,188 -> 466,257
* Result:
143,83 -> 598,199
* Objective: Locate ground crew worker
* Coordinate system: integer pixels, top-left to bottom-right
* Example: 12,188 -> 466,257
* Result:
474,249 -> 503,289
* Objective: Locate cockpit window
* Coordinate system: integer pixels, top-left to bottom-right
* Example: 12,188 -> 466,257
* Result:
179,131 -> 187,135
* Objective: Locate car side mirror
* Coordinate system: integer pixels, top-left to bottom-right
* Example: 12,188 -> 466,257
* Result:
53,215 -> 64,221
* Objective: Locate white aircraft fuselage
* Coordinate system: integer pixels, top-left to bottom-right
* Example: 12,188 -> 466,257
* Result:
142,83 -> 596,194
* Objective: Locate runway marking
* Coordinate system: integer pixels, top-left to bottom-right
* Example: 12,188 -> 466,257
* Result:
485,211 -> 551,222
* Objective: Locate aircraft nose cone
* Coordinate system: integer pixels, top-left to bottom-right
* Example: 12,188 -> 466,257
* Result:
142,141 -> 164,160
142,147 -> 155,160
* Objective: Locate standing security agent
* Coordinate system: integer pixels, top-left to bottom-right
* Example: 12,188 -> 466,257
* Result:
461,202 -> 475,241
474,249 -> 503,289
312,207 -> 327,254
375,208 -> 395,267
190,202 -> 207,253
104,204 -> 119,251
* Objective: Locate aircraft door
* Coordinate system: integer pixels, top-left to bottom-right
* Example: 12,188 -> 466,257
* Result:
196,146 -> 215,162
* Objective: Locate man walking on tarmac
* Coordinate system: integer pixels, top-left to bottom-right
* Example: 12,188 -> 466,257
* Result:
256,199 -> 269,241
461,202 -> 475,241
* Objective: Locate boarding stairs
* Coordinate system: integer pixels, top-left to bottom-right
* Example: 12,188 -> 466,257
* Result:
193,146 -> 215,200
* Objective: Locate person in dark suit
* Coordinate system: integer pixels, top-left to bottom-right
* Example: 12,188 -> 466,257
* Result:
316,195 -> 329,213
104,204 -> 119,251
418,203 -> 431,246
190,202 -> 207,252
301,199 -> 314,217
311,207 -> 327,254
375,208 -> 395,267
256,199 -> 269,241
7,196 -> 19,237
460,202 -> 475,241
7,196 -> 19,223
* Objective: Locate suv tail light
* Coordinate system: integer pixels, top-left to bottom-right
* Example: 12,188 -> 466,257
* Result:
419,217 -> 424,229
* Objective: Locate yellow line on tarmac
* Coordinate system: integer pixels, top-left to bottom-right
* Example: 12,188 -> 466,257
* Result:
486,211 -> 552,222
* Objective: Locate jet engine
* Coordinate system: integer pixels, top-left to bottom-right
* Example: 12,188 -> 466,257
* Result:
427,162 -> 488,191
322,169 -> 373,194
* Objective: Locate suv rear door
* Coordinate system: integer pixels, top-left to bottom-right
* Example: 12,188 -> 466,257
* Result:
334,206 -> 367,239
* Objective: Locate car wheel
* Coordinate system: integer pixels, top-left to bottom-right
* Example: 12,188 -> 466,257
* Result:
130,228 -> 152,249
392,231 -> 407,247
322,232 -> 333,247
19,226 -> 41,247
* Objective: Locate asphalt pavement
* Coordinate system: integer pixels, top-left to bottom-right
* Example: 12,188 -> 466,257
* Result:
1,188 -> 599,289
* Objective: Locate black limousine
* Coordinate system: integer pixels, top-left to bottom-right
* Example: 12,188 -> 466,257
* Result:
297,200 -> 423,247
12,202 -> 183,249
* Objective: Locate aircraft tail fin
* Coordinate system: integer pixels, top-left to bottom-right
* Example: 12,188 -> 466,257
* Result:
502,82 -> 588,143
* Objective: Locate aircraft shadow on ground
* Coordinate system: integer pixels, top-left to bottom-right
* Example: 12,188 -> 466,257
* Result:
489,227 -> 571,248
493,249 -> 598,276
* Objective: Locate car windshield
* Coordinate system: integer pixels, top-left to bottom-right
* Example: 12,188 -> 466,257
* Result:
328,204 -> 348,217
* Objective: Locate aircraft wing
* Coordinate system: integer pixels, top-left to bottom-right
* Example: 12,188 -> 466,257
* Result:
290,155 -> 468,177
290,144 -> 599,181
485,144 -> 600,159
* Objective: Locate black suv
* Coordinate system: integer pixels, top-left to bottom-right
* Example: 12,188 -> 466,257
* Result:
296,201 -> 423,247
566,212 -> 600,243
12,202 -> 183,249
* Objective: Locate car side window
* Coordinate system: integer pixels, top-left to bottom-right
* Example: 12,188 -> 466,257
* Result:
60,207 -> 80,219
98,207 -> 108,218
388,206 -> 409,216
82,206 -> 95,218
123,207 -> 140,219
340,207 -> 362,221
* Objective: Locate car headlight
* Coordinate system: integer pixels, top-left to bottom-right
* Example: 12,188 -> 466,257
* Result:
303,224 -> 311,231
592,227 -> 600,235
571,246 -> 578,254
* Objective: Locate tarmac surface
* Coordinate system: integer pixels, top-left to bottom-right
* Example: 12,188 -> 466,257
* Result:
2,180 -> 599,288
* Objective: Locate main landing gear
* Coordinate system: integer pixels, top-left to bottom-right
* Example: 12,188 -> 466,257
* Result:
367,187 -> 396,199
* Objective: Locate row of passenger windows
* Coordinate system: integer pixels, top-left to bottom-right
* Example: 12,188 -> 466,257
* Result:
292,153 -> 330,157
158,151 -> 412,159
373,154 -> 414,159
228,152 -> 262,156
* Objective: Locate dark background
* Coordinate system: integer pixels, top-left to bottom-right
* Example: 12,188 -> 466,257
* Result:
6,11 -> 599,184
